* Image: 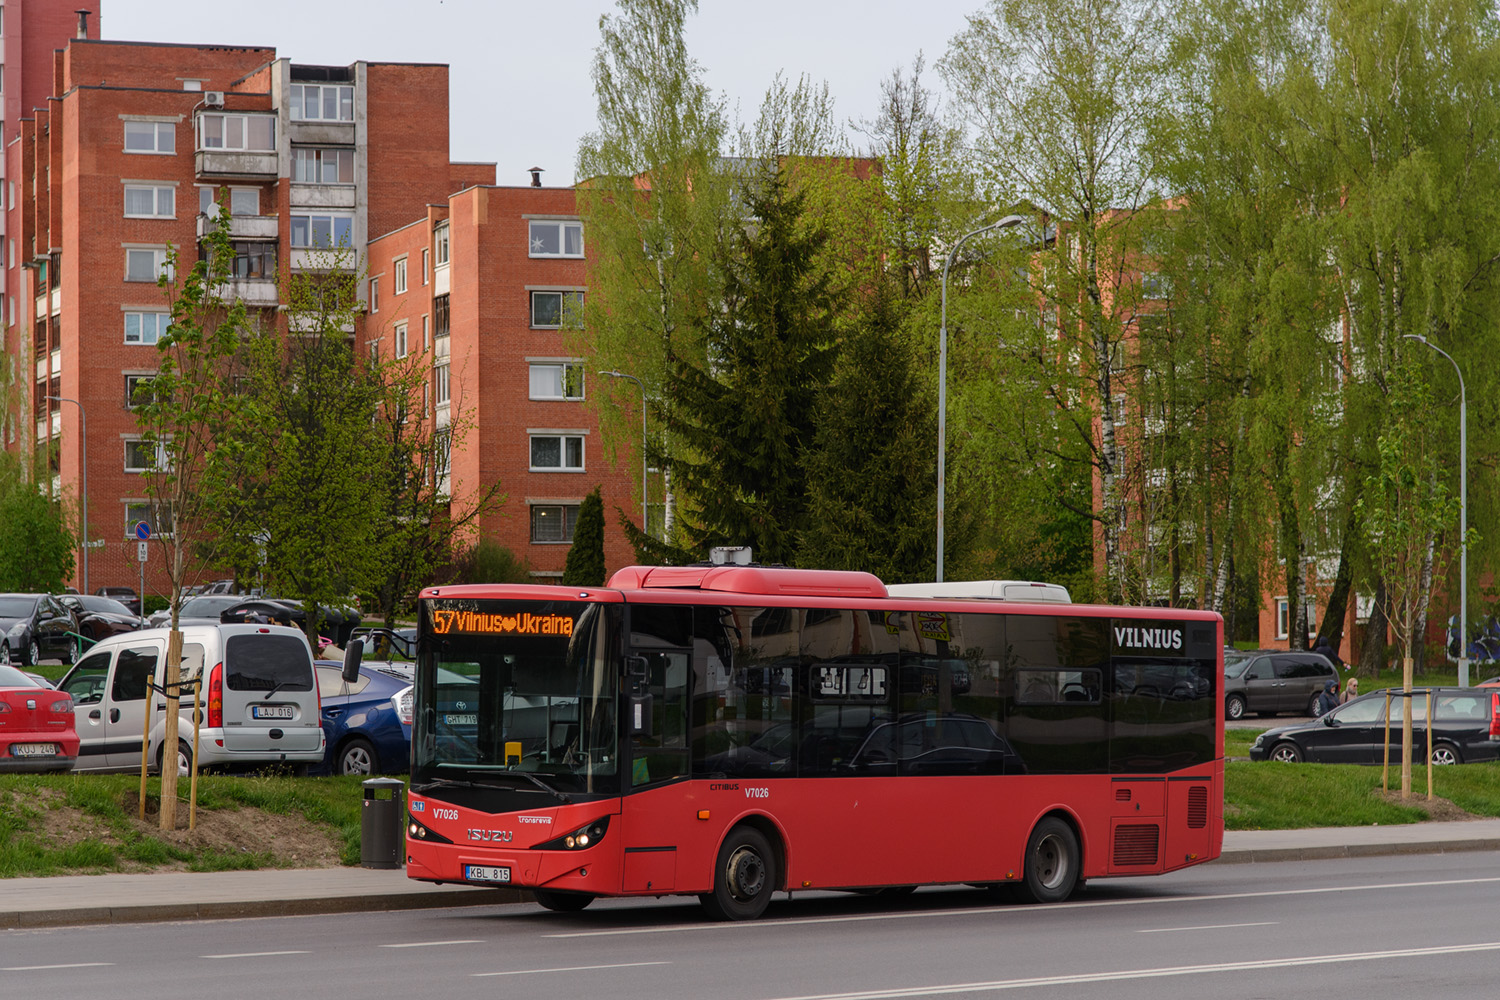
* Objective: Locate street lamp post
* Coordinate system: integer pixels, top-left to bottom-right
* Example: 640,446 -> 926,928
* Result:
938,214 -> 1030,582
46,395 -> 88,594
599,370 -> 649,537
1403,334 -> 1468,687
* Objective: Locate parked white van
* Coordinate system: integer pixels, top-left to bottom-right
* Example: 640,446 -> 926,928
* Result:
55,624 -> 324,774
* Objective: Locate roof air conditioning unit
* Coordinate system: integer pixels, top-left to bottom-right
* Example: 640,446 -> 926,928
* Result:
204,91 -> 225,108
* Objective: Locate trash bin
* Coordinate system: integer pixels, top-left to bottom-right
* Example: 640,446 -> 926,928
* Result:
361,777 -> 406,869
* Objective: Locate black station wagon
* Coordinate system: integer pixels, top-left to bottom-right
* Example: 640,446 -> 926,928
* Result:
1249,688 -> 1500,765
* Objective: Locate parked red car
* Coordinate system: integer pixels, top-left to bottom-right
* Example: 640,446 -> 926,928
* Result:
0,663 -> 77,771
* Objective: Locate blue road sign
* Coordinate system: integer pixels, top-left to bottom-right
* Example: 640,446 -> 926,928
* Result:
134,520 -> 151,541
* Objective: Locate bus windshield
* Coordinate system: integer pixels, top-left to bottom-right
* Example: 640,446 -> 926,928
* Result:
412,599 -> 618,796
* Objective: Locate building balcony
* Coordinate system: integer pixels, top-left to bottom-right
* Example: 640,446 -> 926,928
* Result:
213,277 -> 280,308
198,213 -> 279,240
290,185 -> 356,210
195,149 -> 278,181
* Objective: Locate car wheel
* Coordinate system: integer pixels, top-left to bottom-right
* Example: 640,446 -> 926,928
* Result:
1225,694 -> 1247,721
337,738 -> 377,776
0,641 -> 9,666
24,639 -> 39,667
156,739 -> 193,777
532,889 -> 595,912
700,826 -> 777,921
1270,742 -> 1302,763
1016,816 -> 1080,904
61,636 -> 75,665
1308,693 -> 1322,717
1431,742 -> 1462,766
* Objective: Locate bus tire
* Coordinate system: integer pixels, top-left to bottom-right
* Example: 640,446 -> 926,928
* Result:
533,888 -> 594,912
1016,817 -> 1079,904
700,826 -> 777,921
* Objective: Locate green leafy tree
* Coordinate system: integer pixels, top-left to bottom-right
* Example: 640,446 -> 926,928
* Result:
0,453 -> 74,593
563,487 -> 608,586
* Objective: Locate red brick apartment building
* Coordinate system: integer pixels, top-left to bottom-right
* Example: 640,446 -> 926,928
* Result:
367,180 -> 637,579
2,32 -> 485,595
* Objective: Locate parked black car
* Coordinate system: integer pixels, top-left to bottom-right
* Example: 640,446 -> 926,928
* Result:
1223,649 -> 1338,720
57,594 -> 146,644
0,593 -> 81,666
93,586 -> 141,616
146,594 -> 249,629
1249,688 -> 1500,765
220,599 -> 362,645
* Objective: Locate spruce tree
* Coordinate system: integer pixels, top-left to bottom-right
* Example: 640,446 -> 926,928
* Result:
563,487 -> 607,586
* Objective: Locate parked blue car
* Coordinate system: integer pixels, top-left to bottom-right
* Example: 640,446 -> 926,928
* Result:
314,661 -> 412,775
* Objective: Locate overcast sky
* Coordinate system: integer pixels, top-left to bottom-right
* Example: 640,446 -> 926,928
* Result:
105,0 -> 977,186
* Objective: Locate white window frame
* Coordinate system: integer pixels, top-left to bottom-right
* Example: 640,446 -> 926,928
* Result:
434,224 -> 449,266
290,213 -> 354,249
530,290 -> 584,329
289,83 -> 355,123
124,247 -> 171,283
529,432 -> 586,472
435,363 -> 450,407
196,113 -> 275,152
123,184 -> 175,219
125,501 -> 175,539
528,362 -> 585,401
370,277 -> 380,313
528,219 -> 584,258
124,374 -> 156,409
422,314 -> 430,350
421,248 -> 430,285
291,146 -> 355,185
530,503 -> 581,544
123,120 -> 175,155
229,188 -> 259,216
394,321 -> 407,359
393,256 -> 407,295
123,311 -> 171,345
1275,598 -> 1289,640
124,438 -> 167,473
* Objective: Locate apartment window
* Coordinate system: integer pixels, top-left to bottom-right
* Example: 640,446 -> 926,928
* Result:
530,433 -> 585,471
227,241 -> 275,279
125,501 -> 175,538
182,79 -> 203,92
394,322 -> 408,358
124,185 -> 174,219
124,439 -> 165,473
125,374 -> 156,409
421,249 -> 430,285
124,312 -> 171,345
290,214 -> 354,248
370,278 -> 379,312
528,219 -> 583,257
434,429 -> 451,479
422,315 -> 430,350
1141,272 -> 1171,300
435,224 -> 449,266
530,504 -> 580,543
435,363 -> 450,406
292,147 -> 355,184
289,84 -> 354,123
433,294 -> 450,338
198,113 -> 275,152
230,188 -> 259,215
529,363 -> 584,401
530,290 -> 584,328
124,121 -> 175,155
125,248 -> 171,283
392,257 -> 408,295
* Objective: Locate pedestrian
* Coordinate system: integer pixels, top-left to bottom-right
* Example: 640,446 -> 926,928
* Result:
1341,677 -> 1359,704
1316,678 -> 1340,716
1313,636 -> 1343,670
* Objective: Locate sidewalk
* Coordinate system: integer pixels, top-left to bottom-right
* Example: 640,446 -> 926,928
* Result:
6,820 -> 1500,929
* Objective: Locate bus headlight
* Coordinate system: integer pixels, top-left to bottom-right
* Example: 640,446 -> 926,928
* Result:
538,816 -> 610,851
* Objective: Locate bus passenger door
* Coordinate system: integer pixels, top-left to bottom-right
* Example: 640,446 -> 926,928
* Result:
622,648 -> 691,893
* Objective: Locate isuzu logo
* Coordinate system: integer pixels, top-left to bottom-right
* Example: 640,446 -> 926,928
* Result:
467,829 -> 513,843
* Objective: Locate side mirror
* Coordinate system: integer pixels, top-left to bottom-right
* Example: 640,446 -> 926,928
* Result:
1323,715 -> 1337,727
341,640 -> 364,683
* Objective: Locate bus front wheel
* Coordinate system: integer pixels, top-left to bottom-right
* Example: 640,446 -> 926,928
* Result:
1017,817 -> 1079,904
533,888 -> 594,912
700,826 -> 777,921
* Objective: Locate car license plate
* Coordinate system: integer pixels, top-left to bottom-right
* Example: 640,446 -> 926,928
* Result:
252,705 -> 294,720
444,713 -> 477,726
11,743 -> 57,757
464,865 -> 510,884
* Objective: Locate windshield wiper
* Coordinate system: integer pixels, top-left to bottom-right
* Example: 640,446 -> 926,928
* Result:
416,772 -> 571,803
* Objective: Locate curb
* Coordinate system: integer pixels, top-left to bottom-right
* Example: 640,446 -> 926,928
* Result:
1215,837 -> 1500,865
0,886 -> 528,930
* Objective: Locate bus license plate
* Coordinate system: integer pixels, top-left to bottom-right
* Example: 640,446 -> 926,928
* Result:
252,705 -> 294,720
11,743 -> 57,757
465,865 -> 510,884
444,713 -> 477,726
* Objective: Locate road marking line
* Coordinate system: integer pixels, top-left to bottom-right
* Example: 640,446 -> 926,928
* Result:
764,941 -> 1500,999
1138,921 -> 1278,933
380,940 -> 483,949
545,875 -> 1500,938
201,951 -> 311,959
3,963 -> 115,971
473,961 -> 670,977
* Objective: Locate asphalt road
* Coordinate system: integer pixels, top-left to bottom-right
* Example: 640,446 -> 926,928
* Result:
7,852 -> 1500,1000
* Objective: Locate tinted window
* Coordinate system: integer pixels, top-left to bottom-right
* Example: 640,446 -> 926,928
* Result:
1110,619 -> 1218,773
692,605 -> 799,779
1435,694 -> 1488,722
225,634 -> 313,691
0,597 -> 38,618
1009,615 -> 1109,774
112,647 -> 158,702
1243,656 -> 1271,680
1276,655 -> 1332,679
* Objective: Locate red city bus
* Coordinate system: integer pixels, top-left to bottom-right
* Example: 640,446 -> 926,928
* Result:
404,565 -> 1223,920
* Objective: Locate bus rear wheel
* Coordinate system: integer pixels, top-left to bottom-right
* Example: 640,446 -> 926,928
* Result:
1016,817 -> 1079,904
700,826 -> 777,921
533,888 -> 594,912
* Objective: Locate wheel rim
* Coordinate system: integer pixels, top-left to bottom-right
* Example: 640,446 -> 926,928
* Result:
29,641 -> 39,664
341,745 -> 374,775
0,642 -> 8,666
1032,833 -> 1071,891
1227,698 -> 1243,720
177,748 -> 190,775
1432,747 -> 1458,766
1272,745 -> 1298,762
725,845 -> 766,902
